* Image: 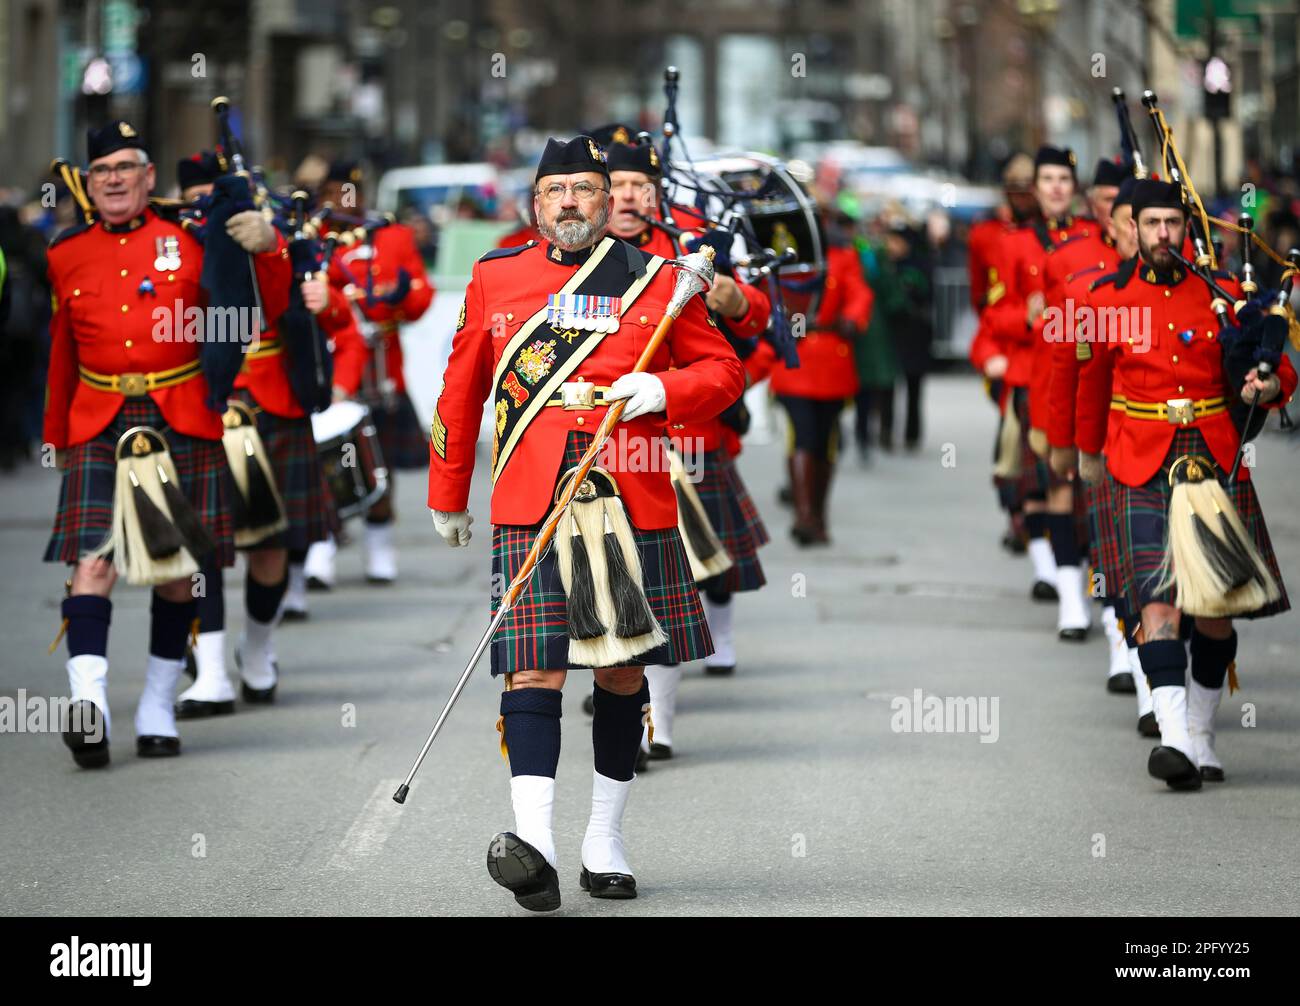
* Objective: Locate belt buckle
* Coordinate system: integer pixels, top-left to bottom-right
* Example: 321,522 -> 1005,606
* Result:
119,372 -> 148,397
1165,398 -> 1194,425
560,382 -> 595,410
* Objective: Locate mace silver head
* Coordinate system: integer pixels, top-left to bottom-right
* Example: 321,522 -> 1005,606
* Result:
666,245 -> 715,318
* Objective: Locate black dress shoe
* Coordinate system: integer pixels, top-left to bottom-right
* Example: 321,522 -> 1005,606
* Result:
174,698 -> 235,719
1031,581 -> 1059,602
62,700 -> 110,769
704,663 -> 735,676
1058,627 -> 1088,642
486,832 -> 560,912
579,865 -> 637,899
582,691 -> 594,716
241,681 -> 277,704
1001,532 -> 1027,555
306,576 -> 332,592
1200,765 -> 1225,783
280,607 -> 308,622
137,735 -> 181,758
1148,746 -> 1202,790
1137,712 -> 1160,737
635,747 -> 649,773
1107,672 -> 1136,694
648,741 -> 673,761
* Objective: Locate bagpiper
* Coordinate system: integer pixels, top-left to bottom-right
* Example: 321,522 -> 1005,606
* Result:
598,132 -> 773,759
1077,179 -> 1294,790
305,160 -> 435,586
43,121 -> 289,766
427,136 -> 743,909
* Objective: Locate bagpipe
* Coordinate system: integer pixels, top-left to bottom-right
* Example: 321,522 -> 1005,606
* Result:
1120,90 -> 1291,617
645,65 -> 819,371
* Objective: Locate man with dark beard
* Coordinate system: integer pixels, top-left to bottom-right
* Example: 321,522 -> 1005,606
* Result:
426,136 -> 743,910
1077,179 -> 1295,791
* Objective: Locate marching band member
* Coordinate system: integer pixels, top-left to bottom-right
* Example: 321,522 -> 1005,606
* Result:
313,161 -> 434,585
427,136 -> 743,910
599,132 -> 772,757
43,122 -> 289,766
1077,180 -> 1294,790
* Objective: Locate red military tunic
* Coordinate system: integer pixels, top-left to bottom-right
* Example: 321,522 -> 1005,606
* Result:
1045,254 -> 1119,449
317,283 -> 370,398
427,238 -> 744,529
1033,229 -> 1117,438
979,216 -> 1092,395
1075,256 -> 1297,486
967,216 -> 1012,315
326,222 -> 434,396
749,243 -> 873,400
44,207 -> 291,449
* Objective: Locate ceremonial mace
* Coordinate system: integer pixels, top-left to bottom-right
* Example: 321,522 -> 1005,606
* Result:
392,245 -> 716,805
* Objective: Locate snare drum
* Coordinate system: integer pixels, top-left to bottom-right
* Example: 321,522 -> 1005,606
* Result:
311,400 -> 388,520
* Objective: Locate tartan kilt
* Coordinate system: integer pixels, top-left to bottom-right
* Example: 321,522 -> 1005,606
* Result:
1113,427 -> 1290,619
488,432 -> 713,676
693,448 -> 768,594
45,397 -> 236,567
1086,466 -> 1124,601
229,388 -> 338,551
359,389 -> 427,470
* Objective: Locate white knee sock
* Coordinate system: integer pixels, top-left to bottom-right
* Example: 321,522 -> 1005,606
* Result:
135,656 -> 182,738
1028,537 -> 1057,585
510,775 -> 557,869
703,597 -> 735,669
239,616 -> 278,689
582,770 -> 634,875
67,654 -> 111,740
642,664 -> 682,749
177,631 -> 235,702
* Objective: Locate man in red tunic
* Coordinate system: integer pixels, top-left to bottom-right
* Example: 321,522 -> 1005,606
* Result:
1077,180 -> 1294,790
427,136 -> 743,910
44,122 -> 289,767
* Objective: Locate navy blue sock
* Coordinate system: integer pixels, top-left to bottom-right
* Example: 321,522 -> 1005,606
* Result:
288,547 -> 308,565
1046,513 -> 1081,566
500,687 -> 563,778
704,587 -> 732,606
1190,629 -> 1237,689
1138,639 -> 1188,690
246,569 -> 287,624
63,595 -> 112,658
196,562 -> 225,633
1024,511 -> 1047,539
592,678 -> 650,782
149,592 -> 198,661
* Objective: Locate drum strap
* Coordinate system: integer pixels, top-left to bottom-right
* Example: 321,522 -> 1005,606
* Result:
489,238 -> 665,482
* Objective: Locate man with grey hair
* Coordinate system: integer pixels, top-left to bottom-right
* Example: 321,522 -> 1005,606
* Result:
426,135 -> 743,911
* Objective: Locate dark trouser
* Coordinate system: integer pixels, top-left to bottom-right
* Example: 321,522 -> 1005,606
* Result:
902,373 -> 923,447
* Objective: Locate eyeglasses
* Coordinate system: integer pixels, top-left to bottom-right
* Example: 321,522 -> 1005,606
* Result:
88,160 -> 148,181
536,181 -> 608,203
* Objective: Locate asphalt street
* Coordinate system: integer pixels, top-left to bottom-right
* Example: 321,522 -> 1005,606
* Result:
2,373 -> 1298,916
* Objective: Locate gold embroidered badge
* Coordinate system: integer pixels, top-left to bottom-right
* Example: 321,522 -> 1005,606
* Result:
516,339 -> 558,385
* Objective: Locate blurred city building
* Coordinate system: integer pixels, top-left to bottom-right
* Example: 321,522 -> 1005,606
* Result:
0,0 -> 1295,200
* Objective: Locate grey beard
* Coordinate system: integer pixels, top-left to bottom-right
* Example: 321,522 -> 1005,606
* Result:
539,204 -> 609,251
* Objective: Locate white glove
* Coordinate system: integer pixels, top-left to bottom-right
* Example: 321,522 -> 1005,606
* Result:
432,509 -> 473,547
607,372 -> 666,421
226,210 -> 276,253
